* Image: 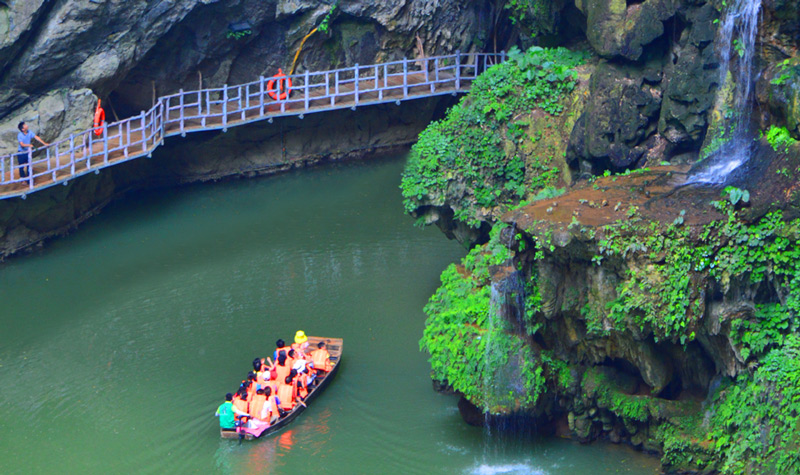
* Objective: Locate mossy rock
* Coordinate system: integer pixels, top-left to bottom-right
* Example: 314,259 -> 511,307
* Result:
574,0 -> 678,61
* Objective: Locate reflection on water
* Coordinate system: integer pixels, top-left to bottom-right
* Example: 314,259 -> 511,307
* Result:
0,156 -> 659,474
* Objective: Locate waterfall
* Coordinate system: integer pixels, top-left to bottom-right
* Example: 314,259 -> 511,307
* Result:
690,0 -> 762,184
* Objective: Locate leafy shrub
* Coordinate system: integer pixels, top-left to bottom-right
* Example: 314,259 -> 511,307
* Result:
763,125 -> 797,153
401,46 -> 587,225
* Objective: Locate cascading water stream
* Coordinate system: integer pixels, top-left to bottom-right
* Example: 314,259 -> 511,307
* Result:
689,0 -> 762,184
481,224 -> 530,450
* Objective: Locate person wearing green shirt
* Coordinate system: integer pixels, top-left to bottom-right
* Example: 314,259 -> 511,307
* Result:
215,393 -> 247,429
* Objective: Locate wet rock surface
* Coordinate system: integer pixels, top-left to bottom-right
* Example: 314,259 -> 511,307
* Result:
0,0 -> 493,154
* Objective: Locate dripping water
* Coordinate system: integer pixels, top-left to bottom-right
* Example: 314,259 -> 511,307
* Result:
689,0 -> 762,184
481,223 -> 534,460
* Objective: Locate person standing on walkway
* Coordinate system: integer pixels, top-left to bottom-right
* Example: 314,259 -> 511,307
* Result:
16,122 -> 48,180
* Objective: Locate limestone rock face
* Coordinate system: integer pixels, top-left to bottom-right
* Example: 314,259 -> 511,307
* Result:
574,0 -> 678,61
0,89 -> 96,155
0,0 -> 492,152
568,63 -> 663,169
657,2 -> 719,148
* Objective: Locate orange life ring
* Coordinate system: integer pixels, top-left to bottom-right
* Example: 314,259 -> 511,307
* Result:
93,105 -> 105,136
267,69 -> 292,101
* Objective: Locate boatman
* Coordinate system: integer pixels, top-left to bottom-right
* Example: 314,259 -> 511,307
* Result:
215,393 -> 249,430
16,122 -> 48,179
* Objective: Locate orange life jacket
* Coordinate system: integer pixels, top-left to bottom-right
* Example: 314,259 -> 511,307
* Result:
232,395 -> 249,420
312,348 -> 332,372
266,395 -> 280,420
277,382 -> 296,410
275,363 -> 291,383
249,394 -> 267,421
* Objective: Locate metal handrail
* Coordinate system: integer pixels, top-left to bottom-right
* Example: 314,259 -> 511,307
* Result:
0,51 -> 506,199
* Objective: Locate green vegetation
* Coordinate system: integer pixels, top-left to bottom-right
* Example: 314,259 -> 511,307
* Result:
420,225 -> 545,411
701,71 -> 736,160
706,336 -> 800,473
504,0 -> 557,39
226,29 -> 252,40
771,58 -> 800,87
401,46 -> 587,226
763,125 -> 797,153
584,203 -> 800,343
317,2 -> 338,34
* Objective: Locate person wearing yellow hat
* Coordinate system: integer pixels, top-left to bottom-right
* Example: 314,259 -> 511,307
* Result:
292,330 -> 310,359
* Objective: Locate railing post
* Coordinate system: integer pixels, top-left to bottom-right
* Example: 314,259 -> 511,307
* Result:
384,64 -> 389,88
403,58 -> 408,98
70,134 -> 76,174
27,149 -> 33,189
125,120 -> 130,158
1,155 -> 5,184
354,64 -> 359,107
141,111 -> 146,153
259,76 -> 265,116
304,69 -> 310,111
47,144 -> 61,182
432,57 -> 438,93
160,100 -> 166,144
222,85 -> 228,131
425,58 -> 430,91
45,146 -> 50,171
501,50 -> 506,63
179,89 -> 185,135
333,71 -> 339,107
204,90 -> 210,127
87,127 -> 93,169
198,90 -> 202,117
103,121 -> 109,165
455,50 -> 461,90
241,85 -> 247,121
325,72 -> 330,103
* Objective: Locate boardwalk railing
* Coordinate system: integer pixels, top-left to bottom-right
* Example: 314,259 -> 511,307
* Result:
0,51 -> 505,200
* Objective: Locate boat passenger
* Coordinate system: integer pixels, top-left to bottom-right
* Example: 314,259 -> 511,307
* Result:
292,331 -> 309,358
296,371 -> 310,399
277,371 -> 299,411
256,364 -> 271,390
232,389 -> 250,425
312,341 -> 332,374
275,352 -> 292,384
246,373 -> 258,401
215,393 -> 248,430
252,357 -> 263,373
262,386 -> 281,423
249,389 -> 267,422
273,339 -> 287,361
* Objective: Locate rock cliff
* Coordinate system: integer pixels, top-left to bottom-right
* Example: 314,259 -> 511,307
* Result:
0,0 -> 495,154
0,0 -> 500,257
404,0 -> 800,472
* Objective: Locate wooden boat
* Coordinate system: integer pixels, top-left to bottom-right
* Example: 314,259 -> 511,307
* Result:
220,336 -> 342,440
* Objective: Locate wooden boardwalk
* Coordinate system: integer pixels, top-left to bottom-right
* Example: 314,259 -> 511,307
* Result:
0,52 -> 504,200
